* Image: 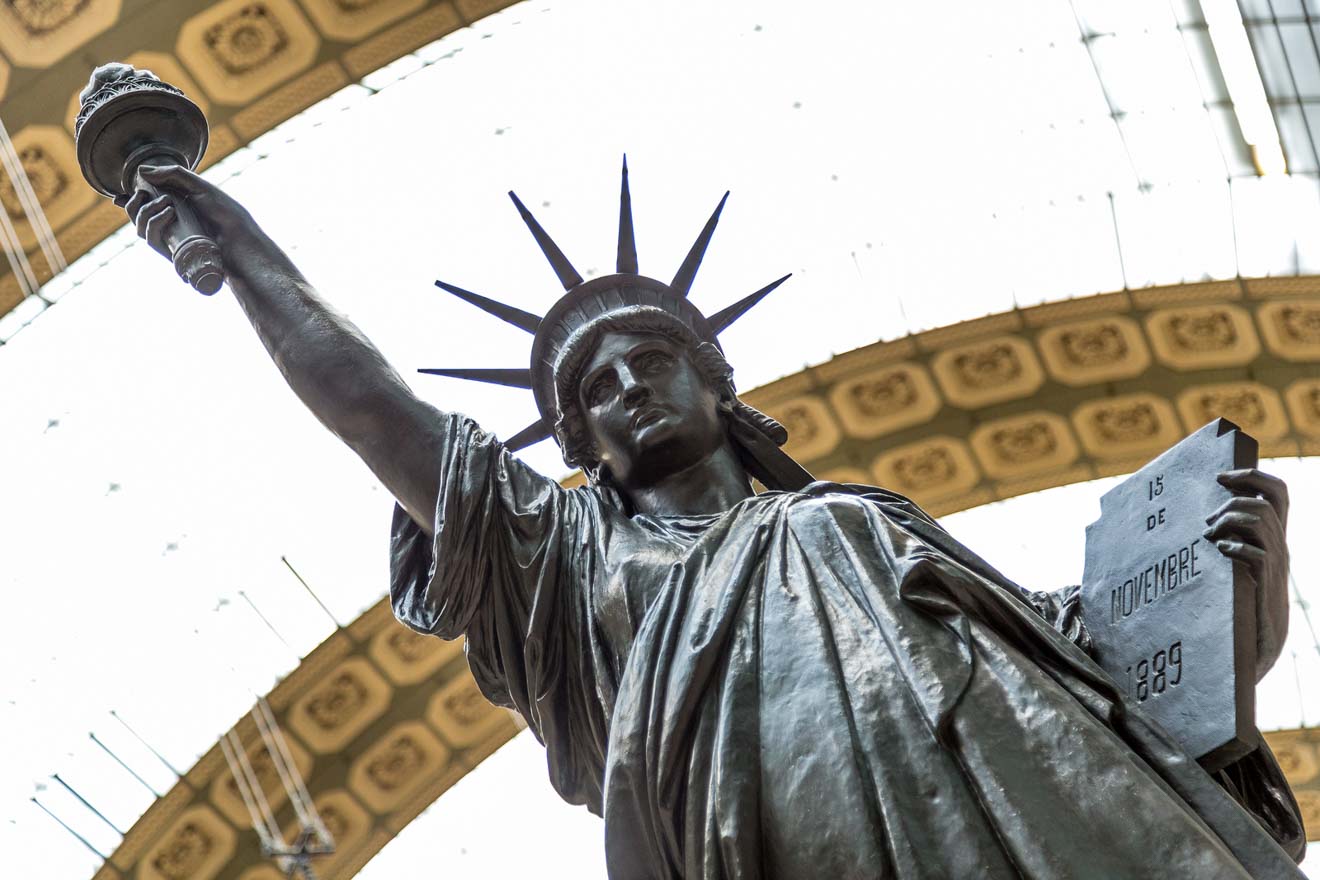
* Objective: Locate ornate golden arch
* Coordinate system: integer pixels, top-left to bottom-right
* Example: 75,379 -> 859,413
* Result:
97,278 -> 1320,879
743,275 -> 1320,516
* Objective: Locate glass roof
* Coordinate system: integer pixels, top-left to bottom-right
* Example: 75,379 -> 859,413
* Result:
2,0 -> 1318,875
1241,0 -> 1320,173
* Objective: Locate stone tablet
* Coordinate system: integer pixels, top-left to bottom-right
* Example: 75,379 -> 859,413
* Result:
1081,418 -> 1258,772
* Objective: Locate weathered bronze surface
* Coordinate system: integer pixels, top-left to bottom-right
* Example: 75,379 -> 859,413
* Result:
1083,418 -> 1259,771
75,63 -> 223,294
101,67 -> 1307,878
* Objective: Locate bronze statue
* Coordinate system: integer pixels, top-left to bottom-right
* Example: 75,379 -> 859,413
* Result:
84,65 -> 1305,879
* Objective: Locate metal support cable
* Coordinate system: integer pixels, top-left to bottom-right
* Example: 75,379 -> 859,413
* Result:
229,590 -> 327,838
213,648 -> 332,874
1106,191 -> 1130,289
238,589 -> 297,658
109,710 -> 182,778
0,189 -> 37,299
0,116 -> 65,275
219,731 -> 280,848
50,774 -> 123,838
89,733 -> 161,798
281,557 -> 343,629
251,697 -> 322,836
1289,649 -> 1308,727
30,798 -> 105,861
260,698 -> 325,837
1289,570 -> 1320,661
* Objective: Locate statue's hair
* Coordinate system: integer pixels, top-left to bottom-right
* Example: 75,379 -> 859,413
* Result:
553,306 -> 770,478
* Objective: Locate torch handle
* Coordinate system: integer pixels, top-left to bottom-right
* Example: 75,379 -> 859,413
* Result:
132,175 -> 225,295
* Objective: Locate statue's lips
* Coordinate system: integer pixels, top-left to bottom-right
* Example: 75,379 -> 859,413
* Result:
631,406 -> 671,431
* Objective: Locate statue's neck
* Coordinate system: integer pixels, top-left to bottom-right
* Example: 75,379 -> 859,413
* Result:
624,442 -> 754,517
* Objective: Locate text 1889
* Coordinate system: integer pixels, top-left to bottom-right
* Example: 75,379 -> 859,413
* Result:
1126,641 -> 1183,702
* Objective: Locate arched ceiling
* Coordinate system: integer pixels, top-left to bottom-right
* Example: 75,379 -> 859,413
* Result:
0,0 -> 519,318
97,279 -> 1320,880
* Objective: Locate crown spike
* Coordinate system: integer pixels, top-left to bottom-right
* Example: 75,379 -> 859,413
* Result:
670,191 -> 729,297
617,155 -> 638,274
710,273 -> 792,335
416,367 -> 532,389
435,280 -> 542,333
509,191 -> 584,291
506,418 -> 552,451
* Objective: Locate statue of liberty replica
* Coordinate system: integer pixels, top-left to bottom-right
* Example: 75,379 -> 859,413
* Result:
83,64 -> 1306,879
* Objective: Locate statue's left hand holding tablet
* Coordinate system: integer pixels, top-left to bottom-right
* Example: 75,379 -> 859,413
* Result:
1207,467 -> 1291,682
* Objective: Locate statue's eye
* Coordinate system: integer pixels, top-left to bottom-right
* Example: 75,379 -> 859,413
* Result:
635,351 -> 674,374
585,374 -> 616,407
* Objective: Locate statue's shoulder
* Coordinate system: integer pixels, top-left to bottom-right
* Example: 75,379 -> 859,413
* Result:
794,481 -> 943,529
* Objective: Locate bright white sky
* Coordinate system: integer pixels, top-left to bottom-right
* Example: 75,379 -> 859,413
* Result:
1,0 -> 1319,876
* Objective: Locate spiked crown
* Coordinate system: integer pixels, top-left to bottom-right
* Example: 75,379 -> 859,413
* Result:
421,158 -> 791,461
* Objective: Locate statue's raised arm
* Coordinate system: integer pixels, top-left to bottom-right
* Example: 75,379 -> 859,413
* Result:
76,63 -> 448,531
123,165 -> 448,531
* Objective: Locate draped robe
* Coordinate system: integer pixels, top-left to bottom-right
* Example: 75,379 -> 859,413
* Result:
390,414 -> 1306,879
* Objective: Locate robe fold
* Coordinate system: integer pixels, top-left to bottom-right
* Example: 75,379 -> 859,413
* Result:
390,414 -> 1305,879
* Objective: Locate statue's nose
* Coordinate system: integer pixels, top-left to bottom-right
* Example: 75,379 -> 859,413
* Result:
619,370 -> 652,408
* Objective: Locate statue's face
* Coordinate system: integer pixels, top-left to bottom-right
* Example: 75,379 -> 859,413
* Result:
577,331 -> 726,488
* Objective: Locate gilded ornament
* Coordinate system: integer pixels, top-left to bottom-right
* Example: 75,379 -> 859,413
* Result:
1058,323 -> 1128,367
774,403 -> 818,444
847,370 -> 917,416
1193,390 -> 1266,429
1167,311 -> 1237,352
7,0 -> 89,35
1271,740 -> 1319,785
1277,304 -> 1320,346
890,446 -> 958,492
317,803 -> 351,844
203,4 -> 290,76
305,671 -> 369,732
384,626 -> 434,664
952,343 -> 1022,389
1091,401 -> 1160,444
150,822 -> 213,880
989,420 -> 1058,464
365,734 -> 426,792
440,681 -> 490,727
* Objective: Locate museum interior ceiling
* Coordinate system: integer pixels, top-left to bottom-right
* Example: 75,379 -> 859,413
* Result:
2,0 -> 1320,878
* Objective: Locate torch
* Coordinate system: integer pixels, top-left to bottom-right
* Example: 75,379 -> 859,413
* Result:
75,63 -> 224,295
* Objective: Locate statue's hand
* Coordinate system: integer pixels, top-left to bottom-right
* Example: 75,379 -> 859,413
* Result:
1203,468 -> 1290,682
116,164 -> 257,260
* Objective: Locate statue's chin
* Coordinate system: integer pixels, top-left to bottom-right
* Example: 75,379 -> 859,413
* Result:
618,439 -> 726,493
